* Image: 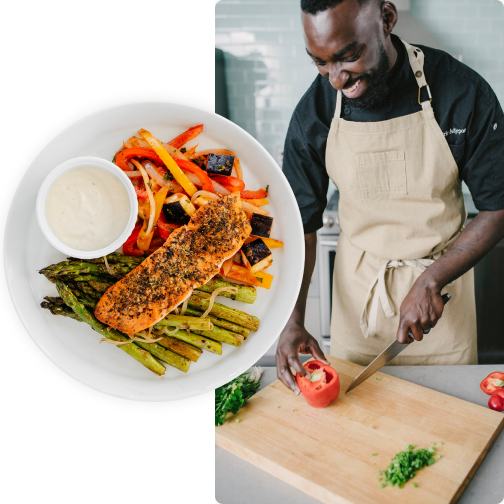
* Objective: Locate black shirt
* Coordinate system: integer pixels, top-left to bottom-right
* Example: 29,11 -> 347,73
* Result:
282,34 -> 504,234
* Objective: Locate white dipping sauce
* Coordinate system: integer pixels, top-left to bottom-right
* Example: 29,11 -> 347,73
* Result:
46,166 -> 131,251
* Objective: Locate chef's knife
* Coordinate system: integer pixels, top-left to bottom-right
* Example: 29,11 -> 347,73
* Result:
345,293 -> 451,394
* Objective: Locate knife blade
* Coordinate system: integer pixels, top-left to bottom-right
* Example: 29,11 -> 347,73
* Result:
345,293 -> 451,394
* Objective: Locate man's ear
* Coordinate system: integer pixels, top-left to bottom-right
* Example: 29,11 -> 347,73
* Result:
381,2 -> 398,35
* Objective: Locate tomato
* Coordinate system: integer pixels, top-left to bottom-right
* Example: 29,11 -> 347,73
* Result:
488,394 -> 504,412
480,372 -> 504,395
296,361 -> 340,408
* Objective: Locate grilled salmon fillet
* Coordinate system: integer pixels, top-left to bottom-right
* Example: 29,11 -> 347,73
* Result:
94,192 -> 251,335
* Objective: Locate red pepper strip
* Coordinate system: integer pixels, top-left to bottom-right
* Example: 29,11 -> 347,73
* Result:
296,361 -> 340,408
168,124 -> 204,149
175,158 -> 214,192
211,175 -> 246,193
480,372 -> 504,395
241,188 -> 268,199
222,263 -> 260,287
115,148 -> 163,200
122,224 -> 144,256
147,236 -> 165,255
157,212 -> 180,241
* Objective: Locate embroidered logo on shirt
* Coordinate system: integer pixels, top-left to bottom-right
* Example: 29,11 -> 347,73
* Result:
443,128 -> 467,137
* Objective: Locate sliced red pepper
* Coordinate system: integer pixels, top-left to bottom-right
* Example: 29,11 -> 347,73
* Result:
122,224 -> 144,256
157,212 -> 180,241
211,175 -> 245,193
175,158 -> 214,192
241,188 -> 268,199
222,263 -> 260,286
168,124 -> 204,149
296,361 -> 340,408
480,372 -> 504,395
147,236 -> 165,255
115,148 -> 163,200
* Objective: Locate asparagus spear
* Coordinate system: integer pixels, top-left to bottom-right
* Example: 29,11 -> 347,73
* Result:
89,279 -> 114,293
195,278 -> 257,304
44,261 -> 134,278
188,295 -> 260,331
67,254 -> 143,265
152,335 -> 202,362
183,307 -> 251,338
67,282 -> 99,309
154,314 -> 213,331
73,281 -> 102,299
42,299 -> 193,371
161,330 -> 222,355
55,282 -> 166,376
192,326 -> 243,347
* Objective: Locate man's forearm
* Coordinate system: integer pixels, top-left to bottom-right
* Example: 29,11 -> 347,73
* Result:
418,210 -> 504,291
289,232 -> 317,326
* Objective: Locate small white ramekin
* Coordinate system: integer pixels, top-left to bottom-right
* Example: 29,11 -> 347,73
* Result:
36,156 -> 139,260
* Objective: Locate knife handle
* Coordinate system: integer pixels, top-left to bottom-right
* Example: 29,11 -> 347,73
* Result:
408,293 -> 451,337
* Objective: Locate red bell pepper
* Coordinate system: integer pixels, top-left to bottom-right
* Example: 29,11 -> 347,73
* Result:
480,372 -> 504,395
175,158 -> 214,192
115,148 -> 163,199
296,361 -> 340,408
168,124 -> 204,149
122,224 -> 144,256
157,212 -> 180,241
211,175 -> 245,193
241,188 -> 268,199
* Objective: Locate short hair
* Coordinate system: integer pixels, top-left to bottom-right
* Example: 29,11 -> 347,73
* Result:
301,0 -> 371,15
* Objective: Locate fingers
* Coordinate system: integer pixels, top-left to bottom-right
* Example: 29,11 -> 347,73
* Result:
276,357 -> 301,395
397,320 -> 413,344
309,338 -> 330,365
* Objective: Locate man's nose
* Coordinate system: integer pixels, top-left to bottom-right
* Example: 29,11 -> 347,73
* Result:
328,64 -> 348,91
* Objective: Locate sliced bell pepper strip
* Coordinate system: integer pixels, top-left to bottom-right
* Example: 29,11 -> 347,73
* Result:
123,224 -> 144,256
139,129 -> 198,196
168,124 -> 204,149
223,263 -> 260,287
175,158 -> 214,192
245,198 -> 269,207
115,148 -> 162,171
137,186 -> 170,251
296,361 -> 340,408
221,256 -> 234,277
481,372 -> 504,395
254,271 -> 273,289
211,175 -> 245,193
241,188 -> 268,199
147,236 -> 165,254
157,212 -> 180,241
244,236 -> 283,248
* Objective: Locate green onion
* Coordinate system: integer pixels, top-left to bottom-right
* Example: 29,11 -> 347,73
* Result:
293,409 -> 298,412
413,483 -> 418,488
437,442 -> 443,446
372,453 -> 377,456
376,377 -> 381,381
235,419 -> 240,423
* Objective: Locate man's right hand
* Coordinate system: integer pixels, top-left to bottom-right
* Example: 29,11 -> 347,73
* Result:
276,321 -> 329,395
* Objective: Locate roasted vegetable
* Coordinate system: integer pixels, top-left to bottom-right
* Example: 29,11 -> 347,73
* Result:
207,153 -> 234,176
163,201 -> 190,225
250,213 -> 273,238
242,239 -> 273,274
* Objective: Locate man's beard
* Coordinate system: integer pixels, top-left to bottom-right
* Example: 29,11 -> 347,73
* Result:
342,39 -> 391,110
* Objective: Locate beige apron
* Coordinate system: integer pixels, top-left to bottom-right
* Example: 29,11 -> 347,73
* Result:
326,39 -> 478,366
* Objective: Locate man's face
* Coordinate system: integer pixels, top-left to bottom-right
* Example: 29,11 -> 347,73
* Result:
303,0 -> 392,108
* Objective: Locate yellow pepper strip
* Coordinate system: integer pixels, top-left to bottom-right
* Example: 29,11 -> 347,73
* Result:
254,271 -> 273,289
259,237 -> 283,249
137,186 -> 170,251
139,129 -> 198,196
246,198 -> 269,207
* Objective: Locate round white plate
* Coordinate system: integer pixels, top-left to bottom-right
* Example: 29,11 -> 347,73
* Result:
4,102 -> 304,401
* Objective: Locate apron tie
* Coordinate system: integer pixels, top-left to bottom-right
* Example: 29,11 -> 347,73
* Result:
359,258 -> 435,339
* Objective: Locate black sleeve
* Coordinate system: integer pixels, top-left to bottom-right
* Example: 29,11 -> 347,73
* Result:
460,92 -> 504,211
282,112 -> 329,234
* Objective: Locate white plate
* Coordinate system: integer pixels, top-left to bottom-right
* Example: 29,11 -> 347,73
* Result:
4,102 -> 304,401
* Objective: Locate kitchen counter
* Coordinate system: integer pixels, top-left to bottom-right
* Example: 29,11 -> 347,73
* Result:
216,365 -> 504,504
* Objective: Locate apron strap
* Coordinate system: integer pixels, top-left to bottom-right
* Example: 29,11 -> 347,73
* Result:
335,90 -> 343,118
401,39 -> 433,111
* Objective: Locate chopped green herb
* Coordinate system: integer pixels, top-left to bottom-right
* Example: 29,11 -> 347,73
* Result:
293,409 -> 298,412
372,453 -> 377,457
431,442 -> 436,446
437,442 -> 443,446
163,172 -> 173,181
378,445 -> 437,488
380,483 -> 386,488
377,477 -> 382,482
278,406 -> 280,408
413,483 -> 418,488
376,377 -> 381,381
235,419 -> 240,423
266,185 -> 269,193
437,455 -> 442,459
180,147 -> 187,153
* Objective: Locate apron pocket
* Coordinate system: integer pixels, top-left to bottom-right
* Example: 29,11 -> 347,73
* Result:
356,150 -> 406,199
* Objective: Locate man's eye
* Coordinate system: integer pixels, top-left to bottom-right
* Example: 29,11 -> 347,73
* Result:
344,52 -> 361,63
313,61 -> 326,67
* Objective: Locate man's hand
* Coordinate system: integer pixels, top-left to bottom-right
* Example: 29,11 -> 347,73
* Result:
397,279 -> 445,344
396,209 -> 504,344
276,321 -> 328,395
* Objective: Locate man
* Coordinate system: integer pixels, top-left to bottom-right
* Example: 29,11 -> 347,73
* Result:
277,0 -> 504,394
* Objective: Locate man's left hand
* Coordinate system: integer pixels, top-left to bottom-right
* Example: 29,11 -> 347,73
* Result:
396,279 -> 445,344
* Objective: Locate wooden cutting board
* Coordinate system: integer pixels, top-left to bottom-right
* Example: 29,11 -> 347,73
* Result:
215,356 -> 504,504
